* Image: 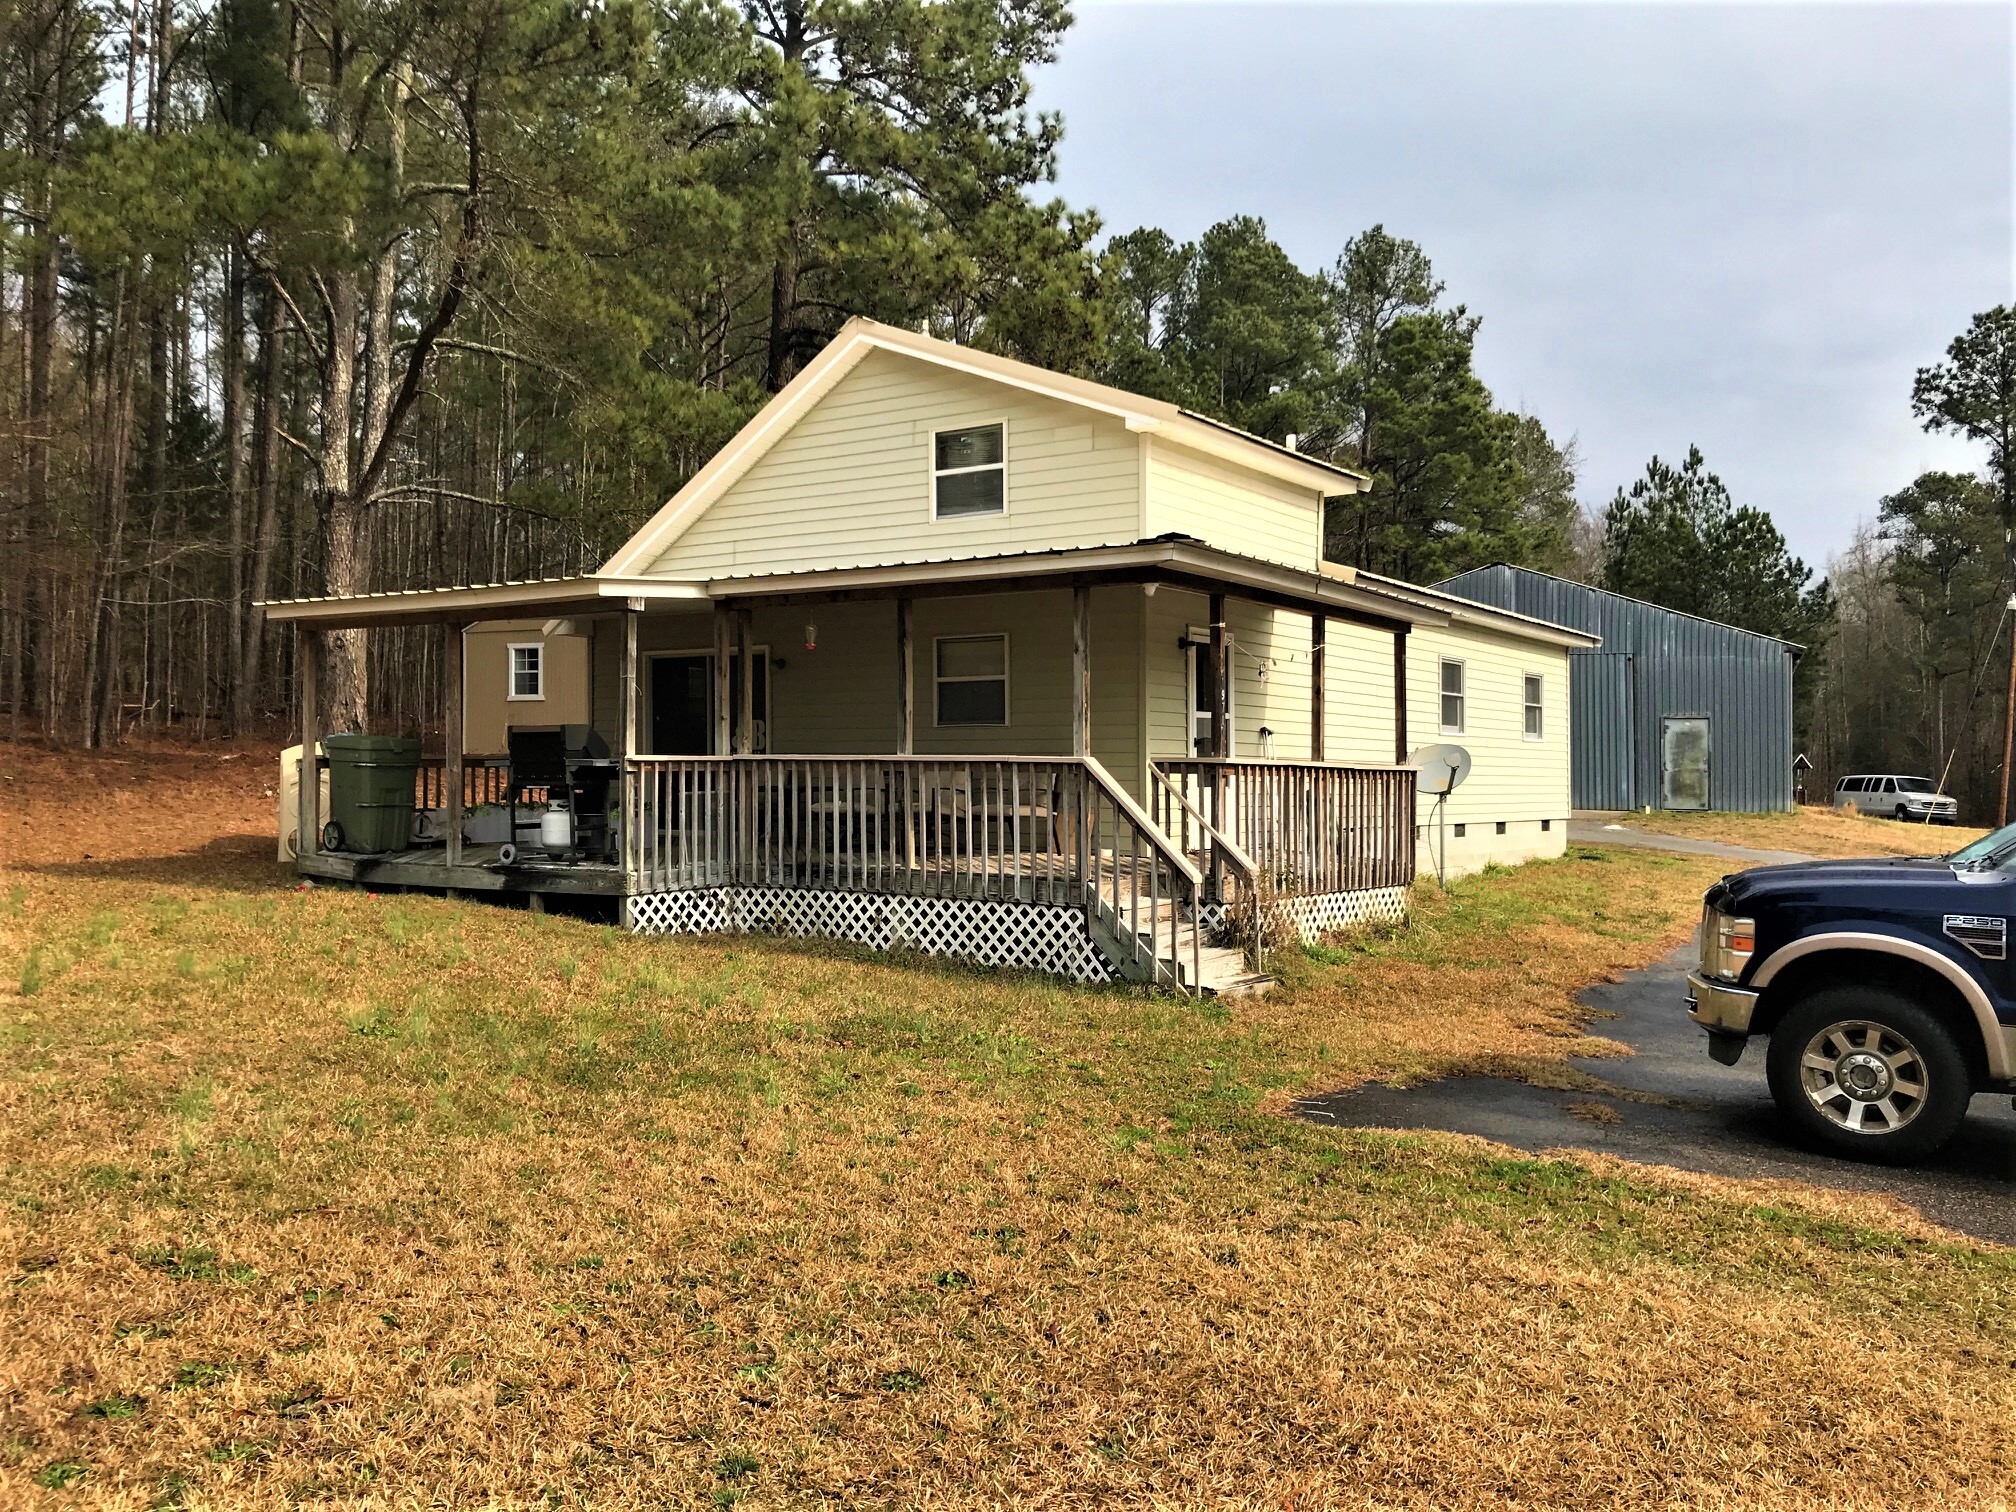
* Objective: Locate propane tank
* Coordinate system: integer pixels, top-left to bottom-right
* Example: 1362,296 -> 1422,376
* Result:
539,802 -> 573,852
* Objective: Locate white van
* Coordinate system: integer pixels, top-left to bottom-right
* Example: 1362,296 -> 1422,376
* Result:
1832,774 -> 1959,824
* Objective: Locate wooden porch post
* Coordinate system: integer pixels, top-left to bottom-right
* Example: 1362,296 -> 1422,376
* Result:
1208,593 -> 1229,759
712,603 -> 732,755
1207,593 -> 1229,887
1311,612 -> 1327,762
297,625 -> 321,858
621,605 -> 640,886
897,595 -> 916,872
896,597 -> 914,754
444,623 -> 464,869
736,606 -> 756,755
1072,585 -> 1092,759
1393,626 -> 1410,763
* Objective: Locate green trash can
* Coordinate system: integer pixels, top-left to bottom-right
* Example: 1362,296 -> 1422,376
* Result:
322,733 -> 422,854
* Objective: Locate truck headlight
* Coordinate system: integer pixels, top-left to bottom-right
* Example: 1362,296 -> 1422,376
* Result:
1714,914 -> 1755,980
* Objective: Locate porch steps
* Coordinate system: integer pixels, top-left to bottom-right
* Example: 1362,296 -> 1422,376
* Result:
1131,912 -> 1274,998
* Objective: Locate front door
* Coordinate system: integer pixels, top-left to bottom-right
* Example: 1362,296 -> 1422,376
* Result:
649,655 -> 713,754
1187,630 -> 1234,756
647,652 -> 771,755
1661,716 -> 1710,810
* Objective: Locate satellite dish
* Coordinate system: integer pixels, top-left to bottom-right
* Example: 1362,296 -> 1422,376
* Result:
1407,743 -> 1472,796
1407,744 -> 1472,888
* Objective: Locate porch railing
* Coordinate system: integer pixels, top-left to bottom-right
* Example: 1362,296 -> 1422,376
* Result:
1150,758 -> 1416,897
309,756 -> 526,815
623,754 -> 1207,991
412,757 -> 517,811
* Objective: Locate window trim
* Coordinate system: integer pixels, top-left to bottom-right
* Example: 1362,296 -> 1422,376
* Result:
1438,657 -> 1466,735
507,641 -> 545,701
929,419 -> 1009,521
932,632 -> 1011,728
1522,671 -> 1545,742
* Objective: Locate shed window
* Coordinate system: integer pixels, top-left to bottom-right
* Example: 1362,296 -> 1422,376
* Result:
1523,674 -> 1544,740
508,643 -> 544,700
933,423 -> 1006,518
1439,659 -> 1465,734
935,635 -> 1008,725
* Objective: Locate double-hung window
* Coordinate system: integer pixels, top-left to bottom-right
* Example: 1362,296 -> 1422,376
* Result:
1523,674 -> 1544,740
932,423 -> 1006,518
508,643 -> 544,701
935,635 -> 1008,725
1438,658 -> 1465,734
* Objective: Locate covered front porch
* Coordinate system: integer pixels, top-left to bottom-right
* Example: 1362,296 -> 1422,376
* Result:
267,541 -> 1427,994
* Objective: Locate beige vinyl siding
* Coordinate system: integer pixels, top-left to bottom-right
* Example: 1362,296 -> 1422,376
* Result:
644,348 -> 1142,578
1143,438 -> 1324,570
1144,591 -> 1404,767
585,591 -> 1148,798
1324,619 -> 1401,766
1408,621 -> 1571,876
462,620 -> 592,754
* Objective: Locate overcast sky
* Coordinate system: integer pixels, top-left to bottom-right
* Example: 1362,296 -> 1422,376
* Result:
1031,1 -> 2013,571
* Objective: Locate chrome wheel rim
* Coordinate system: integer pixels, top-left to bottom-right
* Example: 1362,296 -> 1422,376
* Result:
1799,1019 -> 1928,1135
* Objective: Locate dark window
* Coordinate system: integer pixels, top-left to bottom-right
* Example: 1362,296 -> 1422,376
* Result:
1439,659 -> 1465,732
935,635 -> 1008,725
933,424 -> 1006,518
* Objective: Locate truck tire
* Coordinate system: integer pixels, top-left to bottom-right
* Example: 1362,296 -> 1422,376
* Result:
1765,986 -> 1972,1162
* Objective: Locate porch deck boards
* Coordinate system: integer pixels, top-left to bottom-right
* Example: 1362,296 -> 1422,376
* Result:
297,844 -> 626,896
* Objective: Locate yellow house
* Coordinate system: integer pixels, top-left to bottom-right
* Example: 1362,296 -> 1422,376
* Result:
264,319 -> 1597,993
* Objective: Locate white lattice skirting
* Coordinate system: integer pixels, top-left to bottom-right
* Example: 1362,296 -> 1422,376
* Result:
1276,885 -> 1410,939
1198,885 -> 1411,945
625,886 -> 1117,985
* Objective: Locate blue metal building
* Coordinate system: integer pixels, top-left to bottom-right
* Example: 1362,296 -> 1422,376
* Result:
1436,564 -> 1799,813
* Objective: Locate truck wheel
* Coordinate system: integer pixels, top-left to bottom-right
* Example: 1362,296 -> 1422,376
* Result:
1893,804 -> 1910,821
1766,987 -> 1972,1162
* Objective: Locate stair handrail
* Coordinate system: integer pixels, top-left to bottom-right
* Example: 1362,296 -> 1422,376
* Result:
1082,756 -> 1204,889
1149,764 -> 1267,975
1078,756 -> 1207,992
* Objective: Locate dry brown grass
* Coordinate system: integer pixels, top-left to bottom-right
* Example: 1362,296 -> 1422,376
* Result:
3,746 -> 2013,1509
1613,803 -> 1989,859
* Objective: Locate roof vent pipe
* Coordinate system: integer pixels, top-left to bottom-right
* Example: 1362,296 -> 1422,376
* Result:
1284,433 -> 1299,452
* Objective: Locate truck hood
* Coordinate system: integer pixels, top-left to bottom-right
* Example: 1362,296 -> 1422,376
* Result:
1710,855 -> 1958,910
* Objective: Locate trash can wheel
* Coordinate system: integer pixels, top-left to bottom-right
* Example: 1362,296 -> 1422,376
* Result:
321,820 -> 345,852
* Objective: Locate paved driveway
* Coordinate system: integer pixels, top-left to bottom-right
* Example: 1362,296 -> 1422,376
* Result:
1564,818 -> 1818,867
1297,944 -> 2016,1246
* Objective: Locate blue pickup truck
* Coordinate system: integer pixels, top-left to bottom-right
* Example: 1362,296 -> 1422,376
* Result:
1686,825 -> 2016,1161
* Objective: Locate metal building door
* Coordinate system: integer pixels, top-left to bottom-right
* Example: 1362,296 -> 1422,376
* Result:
1661,717 -> 1710,810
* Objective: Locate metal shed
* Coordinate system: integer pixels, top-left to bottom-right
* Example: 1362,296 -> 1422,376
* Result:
1435,564 -> 1799,813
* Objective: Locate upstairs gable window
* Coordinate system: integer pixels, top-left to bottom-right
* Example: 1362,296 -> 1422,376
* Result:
933,423 -> 1006,518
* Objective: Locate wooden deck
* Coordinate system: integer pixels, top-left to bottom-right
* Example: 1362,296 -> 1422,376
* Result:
297,843 -> 626,896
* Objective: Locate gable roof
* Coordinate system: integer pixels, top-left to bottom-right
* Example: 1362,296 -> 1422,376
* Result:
598,317 -> 1370,579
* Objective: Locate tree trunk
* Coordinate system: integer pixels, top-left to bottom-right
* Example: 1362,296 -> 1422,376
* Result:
319,261 -> 368,733
243,285 -> 285,721
224,248 -> 249,733
764,234 -> 800,393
